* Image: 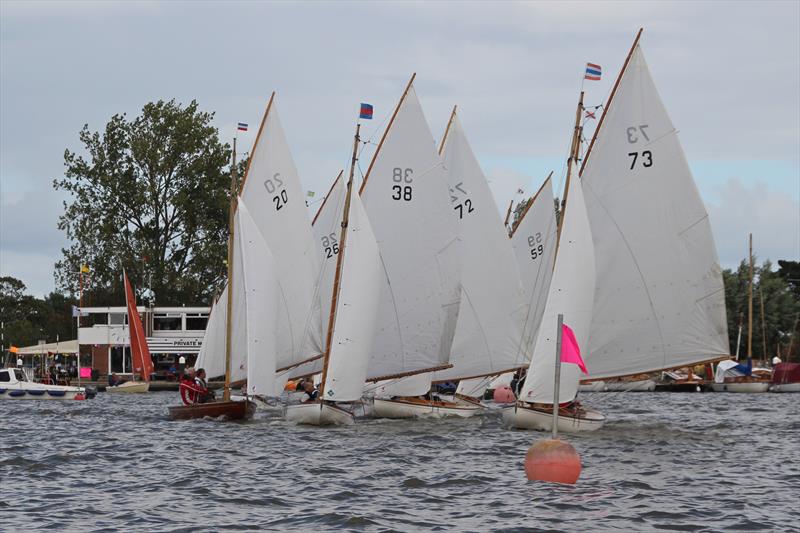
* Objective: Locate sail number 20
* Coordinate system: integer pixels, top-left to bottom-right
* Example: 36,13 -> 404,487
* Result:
392,168 -> 413,201
264,173 -> 288,211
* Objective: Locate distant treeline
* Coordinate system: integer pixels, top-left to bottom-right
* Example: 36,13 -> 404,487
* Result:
3,260 -> 799,358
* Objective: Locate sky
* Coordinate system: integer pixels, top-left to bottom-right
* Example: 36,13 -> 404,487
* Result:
1,0 -> 798,298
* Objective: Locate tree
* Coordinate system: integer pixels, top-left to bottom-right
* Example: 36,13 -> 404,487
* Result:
53,100 -> 233,306
777,260 -> 800,298
722,260 -> 800,361
0,277 -> 76,350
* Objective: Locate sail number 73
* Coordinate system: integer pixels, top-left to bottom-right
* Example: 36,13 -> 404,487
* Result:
628,151 -> 653,169
392,168 -> 413,201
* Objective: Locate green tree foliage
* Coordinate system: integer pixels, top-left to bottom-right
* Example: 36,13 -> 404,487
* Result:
53,100 -> 234,306
777,260 -> 800,298
0,277 -> 77,350
723,260 -> 800,361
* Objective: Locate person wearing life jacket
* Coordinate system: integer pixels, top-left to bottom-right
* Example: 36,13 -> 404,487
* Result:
194,368 -> 215,404
179,368 -> 203,406
298,379 -> 319,403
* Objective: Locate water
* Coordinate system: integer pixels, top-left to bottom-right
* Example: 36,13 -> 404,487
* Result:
2,391 -> 798,532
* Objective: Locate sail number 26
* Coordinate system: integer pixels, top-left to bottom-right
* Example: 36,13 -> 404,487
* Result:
392,167 -> 413,201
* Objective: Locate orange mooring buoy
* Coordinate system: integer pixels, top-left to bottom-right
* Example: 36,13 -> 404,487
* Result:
493,385 -> 516,403
524,439 -> 582,484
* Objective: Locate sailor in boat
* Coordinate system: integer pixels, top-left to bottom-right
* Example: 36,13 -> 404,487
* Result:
296,378 -> 319,402
510,368 -> 527,397
108,372 -> 126,387
194,368 -> 215,404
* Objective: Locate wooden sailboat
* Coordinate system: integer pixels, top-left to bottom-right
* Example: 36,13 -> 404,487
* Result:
285,123 -> 383,425
711,234 -> 770,393
579,29 -> 731,387
503,90 -> 605,433
169,138 -> 255,421
196,94 -> 324,391
348,75 -> 461,417
106,271 -> 152,394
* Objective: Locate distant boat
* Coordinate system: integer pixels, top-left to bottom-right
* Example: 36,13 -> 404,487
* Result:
106,271 -> 153,394
711,235 -> 770,393
771,362 -> 800,392
0,367 -> 85,400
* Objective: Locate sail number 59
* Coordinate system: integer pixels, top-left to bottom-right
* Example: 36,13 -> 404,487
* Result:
528,233 -> 544,260
392,167 -> 413,201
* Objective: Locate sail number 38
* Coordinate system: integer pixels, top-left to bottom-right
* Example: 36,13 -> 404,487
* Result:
392,167 -> 413,201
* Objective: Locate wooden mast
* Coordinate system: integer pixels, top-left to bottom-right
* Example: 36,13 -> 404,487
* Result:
747,233 -> 753,361
222,137 -> 238,402
759,287 -> 767,363
553,91 -> 585,260
580,27 -> 643,176
439,105 -> 457,156
319,123 -> 361,398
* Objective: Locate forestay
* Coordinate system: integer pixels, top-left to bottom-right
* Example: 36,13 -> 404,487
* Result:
322,192 -> 383,402
360,83 -> 461,380
432,113 -> 527,381
580,45 -> 729,379
519,169 -> 595,404
237,201 -> 279,396
240,95 -> 323,369
510,177 -> 558,371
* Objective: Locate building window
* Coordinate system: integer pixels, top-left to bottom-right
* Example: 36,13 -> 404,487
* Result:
109,346 -> 131,373
154,314 -> 182,331
109,313 -> 127,325
185,315 -> 208,330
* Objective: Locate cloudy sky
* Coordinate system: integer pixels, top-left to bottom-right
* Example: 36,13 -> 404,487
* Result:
1,0 -> 798,298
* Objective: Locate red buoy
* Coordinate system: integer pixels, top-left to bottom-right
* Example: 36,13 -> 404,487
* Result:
493,385 -> 516,403
524,439 -> 582,484
74,393 -> 86,401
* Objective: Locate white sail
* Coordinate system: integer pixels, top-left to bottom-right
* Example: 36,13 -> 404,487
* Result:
432,113 -> 528,382
519,170 -> 595,404
510,178 -> 558,367
456,375 -> 493,397
311,173 -> 347,346
360,83 -> 461,380
194,267 -> 248,382
240,96 -> 323,369
581,45 -> 729,379
238,201 -> 278,396
322,192 -> 383,402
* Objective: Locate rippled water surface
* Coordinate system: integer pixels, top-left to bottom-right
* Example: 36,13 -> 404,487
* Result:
2,391 -> 798,532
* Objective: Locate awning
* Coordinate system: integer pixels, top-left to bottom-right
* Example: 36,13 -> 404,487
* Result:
16,339 -> 79,355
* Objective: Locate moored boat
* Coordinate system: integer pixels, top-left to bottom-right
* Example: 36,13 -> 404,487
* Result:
372,396 -> 481,419
503,402 -> 605,433
0,367 -> 85,401
771,362 -> 800,392
106,380 -> 150,394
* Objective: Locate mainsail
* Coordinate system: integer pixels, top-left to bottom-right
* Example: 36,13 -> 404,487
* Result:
239,94 -> 323,369
359,76 -> 461,381
510,177 -> 558,371
580,43 -> 730,379
432,110 -> 528,382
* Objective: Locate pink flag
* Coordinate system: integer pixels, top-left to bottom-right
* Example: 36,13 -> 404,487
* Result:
561,324 -> 588,374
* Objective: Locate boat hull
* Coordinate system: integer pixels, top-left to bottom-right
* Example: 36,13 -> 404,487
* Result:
502,403 -> 605,433
0,386 -> 83,400
771,382 -> 800,393
168,399 -> 256,421
106,381 -> 150,394
710,381 -> 770,393
285,402 -> 355,426
372,397 -> 481,419
578,381 -> 607,392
